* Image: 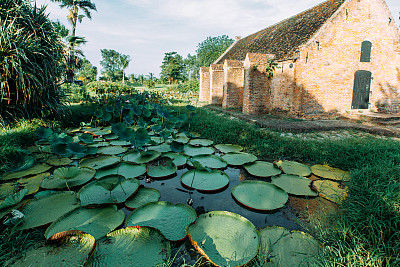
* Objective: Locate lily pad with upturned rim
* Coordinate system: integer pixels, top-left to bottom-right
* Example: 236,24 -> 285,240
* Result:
97,146 -> 128,155
311,164 -> 351,181
146,160 -> 177,179
231,180 -> 288,211
221,152 -> 257,166
162,152 -> 188,168
312,179 -> 348,204
181,170 -> 229,192
214,144 -> 243,154
183,145 -> 214,157
45,205 -> 125,240
125,187 -> 161,209
274,160 -> 312,177
41,167 -> 95,189
1,163 -> 52,181
271,174 -> 318,197
94,163 -> 146,179
186,211 -> 259,267
8,155 -> 35,173
122,150 -> 161,164
17,172 -> 50,195
243,161 -> 282,178
126,201 -> 197,242
187,155 -> 227,169
89,227 -> 171,267
0,189 -> 29,210
79,156 -> 120,170
45,157 -> 73,167
147,143 -> 172,153
188,139 -> 214,147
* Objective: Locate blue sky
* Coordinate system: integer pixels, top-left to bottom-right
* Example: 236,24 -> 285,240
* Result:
35,0 -> 400,78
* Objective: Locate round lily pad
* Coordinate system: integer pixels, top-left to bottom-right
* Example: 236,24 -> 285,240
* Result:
188,139 -> 214,147
45,205 -> 125,240
45,157 -> 73,167
147,143 -> 172,153
186,211 -> 259,267
15,192 -> 80,230
243,161 -> 282,177
79,156 -> 120,170
97,146 -> 128,156
162,152 -> 188,167
259,226 -> 321,266
126,201 -> 197,241
78,176 -> 140,206
91,129 -> 112,136
7,233 -> 95,267
88,142 -> 110,148
125,187 -> 161,210
181,170 -> 229,192
17,172 -> 50,195
221,152 -> 257,166
312,180 -> 348,204
183,145 -> 214,157
41,167 -> 95,189
109,140 -> 131,146
150,136 -> 164,145
275,160 -> 312,177
122,150 -> 161,164
94,163 -> 146,179
271,174 -> 318,196
311,164 -> 351,181
188,155 -> 227,169
89,227 -> 171,267
1,163 -> 52,181
104,133 -> 119,141
232,180 -> 288,211
147,160 -> 177,179
214,144 -> 243,154
173,135 -> 189,144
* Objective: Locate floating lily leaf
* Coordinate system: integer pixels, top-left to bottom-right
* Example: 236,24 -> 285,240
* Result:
1,163 -> 51,181
126,201 -> 197,241
54,166 -> 80,179
50,133 -> 74,144
214,144 -> 243,154
259,226 -> 321,266
87,142 -> 110,148
147,159 -> 177,179
232,180 -> 288,211
8,155 -> 35,173
34,190 -> 57,198
104,133 -> 119,141
78,177 -> 139,206
147,143 -> 172,153
0,183 -> 15,200
122,150 -> 161,164
271,174 -> 318,196
188,155 -> 227,169
17,173 -> 50,195
45,205 -> 125,240
89,227 -> 171,267
243,161 -> 281,177
78,133 -> 94,144
186,211 -> 259,267
67,143 -> 87,158
97,146 -> 127,155
181,170 -> 229,192
7,234 -> 95,267
311,164 -> 351,181
15,192 -> 80,230
35,127 -> 53,140
109,140 -> 131,146
312,180 -> 348,204
125,187 -> 161,209
188,139 -> 213,147
94,163 -> 146,179
162,152 -> 188,168
51,143 -> 72,157
45,157 -> 73,167
173,135 -> 189,144
42,167 -> 95,189
221,152 -> 257,166
183,145 -> 214,157
91,129 -> 112,136
274,160 -> 312,177
170,141 -> 184,153
0,189 -> 29,210
79,156 -> 120,170
150,136 -> 164,145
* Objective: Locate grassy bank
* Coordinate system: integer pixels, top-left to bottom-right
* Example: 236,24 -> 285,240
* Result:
182,107 -> 400,266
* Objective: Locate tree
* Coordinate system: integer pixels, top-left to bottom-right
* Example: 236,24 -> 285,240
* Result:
183,53 -> 198,80
76,59 -> 97,84
65,35 -> 86,83
119,54 -> 131,84
196,35 -> 234,67
160,52 -> 185,84
50,0 -> 97,37
99,49 -> 131,82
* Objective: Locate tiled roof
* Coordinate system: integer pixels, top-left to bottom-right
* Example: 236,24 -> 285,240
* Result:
216,0 -> 344,64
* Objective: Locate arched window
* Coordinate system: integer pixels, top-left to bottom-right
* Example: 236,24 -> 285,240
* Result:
360,41 -> 372,62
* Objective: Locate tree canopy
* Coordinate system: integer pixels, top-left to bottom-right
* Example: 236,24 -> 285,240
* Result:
160,52 -> 185,83
100,49 -> 131,82
196,35 -> 234,67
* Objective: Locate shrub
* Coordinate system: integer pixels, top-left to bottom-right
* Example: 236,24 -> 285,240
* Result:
61,84 -> 91,103
86,81 -> 134,95
169,79 -> 199,93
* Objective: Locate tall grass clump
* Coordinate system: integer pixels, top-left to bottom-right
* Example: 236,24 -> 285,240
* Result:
0,0 -> 65,122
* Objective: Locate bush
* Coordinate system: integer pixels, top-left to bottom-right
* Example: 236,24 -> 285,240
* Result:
61,84 -> 90,103
86,81 -> 134,95
169,79 -> 199,93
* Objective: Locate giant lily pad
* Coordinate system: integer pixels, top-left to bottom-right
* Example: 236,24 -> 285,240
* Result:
8,155 -> 35,173
221,152 -> 257,166
162,152 -> 188,168
147,143 -> 172,153
126,201 -> 197,241
243,161 -> 281,177
0,189 -> 29,209
188,139 -> 214,147
88,142 -> 110,148
45,205 -> 125,240
181,170 -> 229,192
311,165 -> 351,181
6,234 -> 95,267
183,145 -> 214,157
312,180 -> 348,204
79,156 -> 120,170
186,211 -> 259,267
259,226 -> 321,266
271,174 -> 318,197
125,188 -> 161,210
274,160 -> 312,177
0,183 -> 15,199
89,227 -> 171,267
214,144 -> 243,154
17,172 -> 50,195
45,157 -> 73,167
41,167 -> 95,189
78,176 -> 139,206
188,155 -> 227,169
147,159 -> 177,178
109,140 -> 131,146
15,192 -> 80,230
1,163 -> 51,181
232,180 -> 288,211
122,150 -> 161,164
94,163 -> 146,179
97,146 -> 127,155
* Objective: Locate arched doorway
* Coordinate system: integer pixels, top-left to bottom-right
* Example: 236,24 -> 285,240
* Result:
352,70 -> 372,109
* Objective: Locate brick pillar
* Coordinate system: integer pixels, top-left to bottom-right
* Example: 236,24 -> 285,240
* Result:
199,67 -> 211,102
223,60 -> 244,108
209,64 -> 224,105
243,53 -> 275,114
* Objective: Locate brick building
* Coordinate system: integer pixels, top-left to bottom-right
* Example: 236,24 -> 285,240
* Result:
199,0 -> 400,115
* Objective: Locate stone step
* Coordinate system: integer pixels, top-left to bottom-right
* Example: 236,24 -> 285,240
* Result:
376,120 -> 400,126
355,112 -> 400,122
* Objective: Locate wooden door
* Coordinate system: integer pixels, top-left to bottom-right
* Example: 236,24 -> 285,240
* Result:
352,70 -> 372,109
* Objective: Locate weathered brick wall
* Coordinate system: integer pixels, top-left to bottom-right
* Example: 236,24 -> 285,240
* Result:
295,0 -> 400,114
209,64 -> 224,104
199,67 -> 210,102
223,60 -> 244,108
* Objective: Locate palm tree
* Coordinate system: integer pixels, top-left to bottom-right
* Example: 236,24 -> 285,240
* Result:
65,36 -> 87,83
119,54 -> 131,84
50,0 -> 97,37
